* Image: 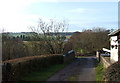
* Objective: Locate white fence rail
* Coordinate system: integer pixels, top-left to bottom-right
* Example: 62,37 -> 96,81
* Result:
103,48 -> 111,53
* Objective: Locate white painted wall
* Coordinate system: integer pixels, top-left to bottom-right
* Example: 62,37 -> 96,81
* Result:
103,48 -> 111,53
110,36 -> 118,63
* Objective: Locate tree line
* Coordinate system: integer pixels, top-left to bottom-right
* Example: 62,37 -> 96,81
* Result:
2,19 -> 69,61
68,27 -> 110,55
2,18 -> 112,60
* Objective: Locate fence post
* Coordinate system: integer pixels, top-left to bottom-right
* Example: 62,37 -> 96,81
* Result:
96,51 -> 100,62
99,52 -> 100,62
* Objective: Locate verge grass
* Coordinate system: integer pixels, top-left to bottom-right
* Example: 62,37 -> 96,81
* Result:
95,61 -> 106,81
20,63 -> 68,82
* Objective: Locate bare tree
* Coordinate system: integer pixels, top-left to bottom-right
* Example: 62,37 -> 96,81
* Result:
30,18 -> 69,54
69,27 -> 110,55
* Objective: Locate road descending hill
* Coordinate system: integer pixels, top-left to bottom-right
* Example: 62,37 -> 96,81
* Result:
46,57 -> 96,81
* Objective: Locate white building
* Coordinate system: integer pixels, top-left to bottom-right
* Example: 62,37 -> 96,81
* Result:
108,29 -> 120,63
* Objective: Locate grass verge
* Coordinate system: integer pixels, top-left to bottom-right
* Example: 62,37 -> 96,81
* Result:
75,55 -> 89,58
20,63 -> 68,82
75,55 -> 95,58
68,75 -> 78,81
95,61 -> 106,81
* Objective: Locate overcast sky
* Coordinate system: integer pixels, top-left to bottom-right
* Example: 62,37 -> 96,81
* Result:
0,0 -> 118,32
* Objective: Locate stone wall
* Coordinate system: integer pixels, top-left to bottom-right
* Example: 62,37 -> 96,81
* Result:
63,50 -> 75,63
100,56 -> 111,68
96,51 -> 111,68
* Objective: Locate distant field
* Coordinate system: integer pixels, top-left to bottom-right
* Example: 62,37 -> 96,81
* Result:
7,32 -> 73,38
66,35 -> 71,39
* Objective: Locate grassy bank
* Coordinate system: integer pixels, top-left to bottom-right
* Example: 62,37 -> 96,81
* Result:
2,54 -> 63,82
96,62 -> 106,81
75,55 -> 95,58
75,55 -> 90,58
20,63 -> 68,82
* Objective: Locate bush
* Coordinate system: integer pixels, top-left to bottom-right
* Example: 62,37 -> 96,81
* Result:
2,38 -> 30,61
103,61 -> 120,81
2,54 -> 63,82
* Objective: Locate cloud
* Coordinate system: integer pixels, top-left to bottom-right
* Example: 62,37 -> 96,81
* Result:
68,8 -> 95,13
0,0 -> 61,32
0,0 -> 43,32
38,0 -> 57,2
69,8 -> 86,13
57,0 -> 118,2
0,0 -> 36,31
0,0 -> 117,32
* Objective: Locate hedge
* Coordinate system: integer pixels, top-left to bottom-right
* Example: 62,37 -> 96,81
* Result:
2,54 -> 63,82
103,61 -> 120,81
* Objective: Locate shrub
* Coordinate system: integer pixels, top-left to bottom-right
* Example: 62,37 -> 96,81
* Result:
103,61 -> 120,81
2,54 -> 63,82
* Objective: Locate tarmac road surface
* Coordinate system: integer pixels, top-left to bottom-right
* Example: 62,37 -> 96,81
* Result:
46,57 -> 96,81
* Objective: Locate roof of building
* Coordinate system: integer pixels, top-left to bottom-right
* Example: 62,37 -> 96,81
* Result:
108,29 -> 120,36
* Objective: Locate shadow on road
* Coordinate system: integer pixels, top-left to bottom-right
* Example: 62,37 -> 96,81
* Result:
47,57 -> 97,81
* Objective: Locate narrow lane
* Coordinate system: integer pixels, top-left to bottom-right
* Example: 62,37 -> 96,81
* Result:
46,57 -> 96,81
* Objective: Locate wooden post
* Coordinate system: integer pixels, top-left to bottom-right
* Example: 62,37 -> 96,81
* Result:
96,51 -> 100,62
